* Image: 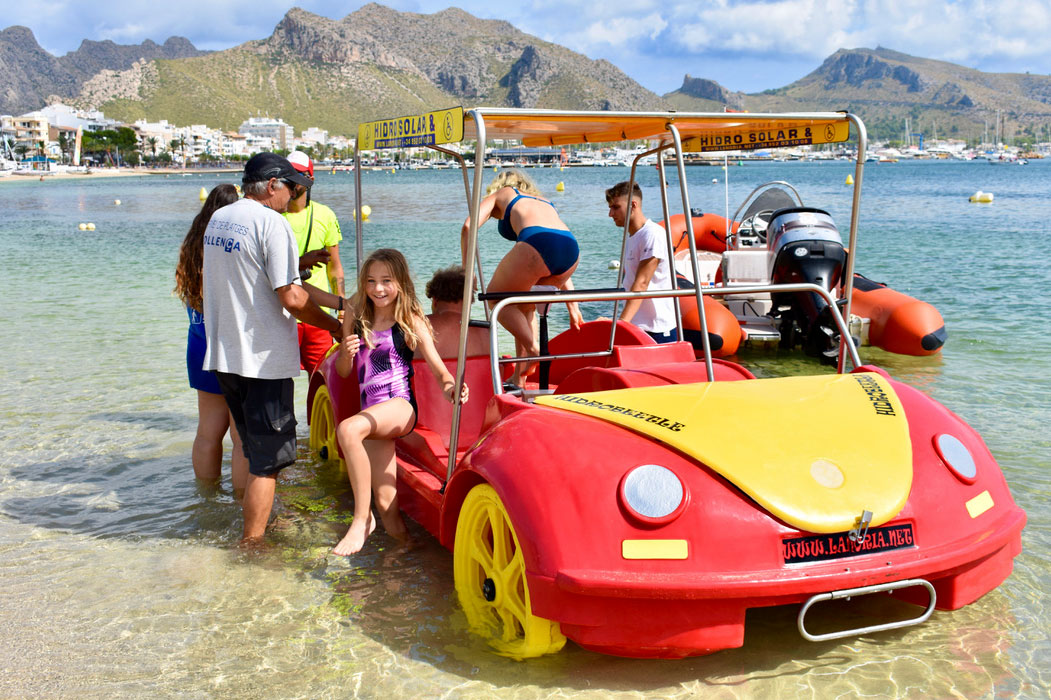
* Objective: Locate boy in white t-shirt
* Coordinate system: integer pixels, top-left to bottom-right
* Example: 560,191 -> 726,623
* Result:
605,181 -> 678,343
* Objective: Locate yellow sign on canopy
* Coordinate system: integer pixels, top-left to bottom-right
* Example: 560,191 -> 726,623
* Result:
358,106 -> 464,150
683,120 -> 850,153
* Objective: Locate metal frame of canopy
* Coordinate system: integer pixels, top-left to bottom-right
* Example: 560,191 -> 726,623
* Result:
352,107 -> 869,481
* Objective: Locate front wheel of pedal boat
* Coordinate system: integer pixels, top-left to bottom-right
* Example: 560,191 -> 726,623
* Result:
309,385 -> 339,463
453,483 -> 566,659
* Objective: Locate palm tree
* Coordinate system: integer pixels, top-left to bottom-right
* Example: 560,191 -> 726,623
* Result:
58,132 -> 71,164
146,136 -> 158,161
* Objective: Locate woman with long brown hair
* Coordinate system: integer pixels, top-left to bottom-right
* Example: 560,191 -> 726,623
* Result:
175,184 -> 248,492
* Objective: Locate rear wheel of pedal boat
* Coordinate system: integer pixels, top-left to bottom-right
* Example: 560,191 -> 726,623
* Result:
453,483 -> 566,659
309,385 -> 339,462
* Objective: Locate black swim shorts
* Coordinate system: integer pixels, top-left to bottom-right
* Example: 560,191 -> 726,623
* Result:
215,373 -> 297,476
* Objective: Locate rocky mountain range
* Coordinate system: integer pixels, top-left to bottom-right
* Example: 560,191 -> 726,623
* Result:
0,4 -> 662,136
0,26 -> 207,116
3,6 -> 1050,143
666,47 -> 1051,142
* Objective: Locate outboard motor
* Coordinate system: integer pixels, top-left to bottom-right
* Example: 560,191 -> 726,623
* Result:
767,207 -> 847,362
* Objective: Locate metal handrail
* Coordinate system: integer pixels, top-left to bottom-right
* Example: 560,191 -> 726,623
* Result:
838,115 -> 867,372
429,143 -> 489,324
610,143 -> 684,357
668,122 -> 714,381
487,281 -> 863,395
798,578 -> 936,643
445,110 -> 487,482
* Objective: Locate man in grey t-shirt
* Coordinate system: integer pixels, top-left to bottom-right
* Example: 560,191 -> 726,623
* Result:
203,152 -> 342,545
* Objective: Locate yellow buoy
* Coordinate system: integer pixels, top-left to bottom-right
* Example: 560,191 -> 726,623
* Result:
86,223 -> 96,231
493,165 -> 499,172
846,174 -> 854,185
199,187 -> 207,201
555,181 -> 565,192
968,191 -> 994,203
114,199 -> 121,206
78,223 -> 87,231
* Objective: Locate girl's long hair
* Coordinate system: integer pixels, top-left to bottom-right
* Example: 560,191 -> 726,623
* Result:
174,184 -> 240,312
350,248 -> 428,350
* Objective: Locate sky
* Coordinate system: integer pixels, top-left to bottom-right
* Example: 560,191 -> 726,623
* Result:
8,1 -> 1051,95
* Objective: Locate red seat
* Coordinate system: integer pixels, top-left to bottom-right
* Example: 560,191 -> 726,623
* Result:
410,355 -> 496,450
532,319 -> 654,385
397,355 -> 497,479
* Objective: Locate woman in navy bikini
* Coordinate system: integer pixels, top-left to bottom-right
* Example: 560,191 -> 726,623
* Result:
461,170 -> 583,385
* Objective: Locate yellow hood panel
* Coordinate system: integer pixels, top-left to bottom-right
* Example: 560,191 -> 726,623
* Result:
536,373 -> 912,533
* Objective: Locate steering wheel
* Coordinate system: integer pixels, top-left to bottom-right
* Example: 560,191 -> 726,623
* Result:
735,209 -> 774,246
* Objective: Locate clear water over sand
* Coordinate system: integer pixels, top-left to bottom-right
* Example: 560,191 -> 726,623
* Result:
1,160 -> 1047,698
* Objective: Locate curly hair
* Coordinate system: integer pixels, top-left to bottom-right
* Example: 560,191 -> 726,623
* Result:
174,184 -> 240,312
425,265 -> 473,304
486,168 -> 541,196
349,248 -> 430,350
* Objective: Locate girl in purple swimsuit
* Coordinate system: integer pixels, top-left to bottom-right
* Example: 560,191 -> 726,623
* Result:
333,249 -> 469,556
461,170 -> 583,386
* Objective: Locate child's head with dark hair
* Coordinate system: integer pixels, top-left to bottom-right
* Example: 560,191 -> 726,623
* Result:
425,265 -> 473,303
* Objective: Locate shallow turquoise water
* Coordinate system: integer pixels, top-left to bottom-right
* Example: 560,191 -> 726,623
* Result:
0,160 -> 1047,698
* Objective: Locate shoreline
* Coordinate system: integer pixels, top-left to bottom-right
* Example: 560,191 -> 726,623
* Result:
0,166 -> 242,184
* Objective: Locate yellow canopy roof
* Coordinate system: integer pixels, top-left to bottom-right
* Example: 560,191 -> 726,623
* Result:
464,109 -> 853,151
357,107 -> 855,152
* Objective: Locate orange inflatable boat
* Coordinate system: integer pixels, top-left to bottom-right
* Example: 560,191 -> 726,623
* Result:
850,274 -> 947,356
675,275 -> 744,357
666,212 -> 738,254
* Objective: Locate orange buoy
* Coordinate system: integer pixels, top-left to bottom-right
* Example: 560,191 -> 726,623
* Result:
664,213 -> 738,255
850,274 -> 946,355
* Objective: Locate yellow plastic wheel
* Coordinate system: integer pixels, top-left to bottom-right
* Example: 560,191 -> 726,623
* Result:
309,385 -> 340,464
453,483 -> 566,659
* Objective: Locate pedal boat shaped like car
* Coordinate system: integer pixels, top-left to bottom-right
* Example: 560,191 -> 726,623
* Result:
308,107 -> 1025,659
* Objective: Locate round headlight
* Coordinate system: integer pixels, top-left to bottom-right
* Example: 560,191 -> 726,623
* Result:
619,464 -> 688,525
934,434 -> 977,483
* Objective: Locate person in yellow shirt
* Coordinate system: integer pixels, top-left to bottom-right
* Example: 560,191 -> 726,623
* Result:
284,151 -> 345,373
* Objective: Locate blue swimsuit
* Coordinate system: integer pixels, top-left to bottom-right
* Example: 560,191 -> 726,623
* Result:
498,189 -> 579,276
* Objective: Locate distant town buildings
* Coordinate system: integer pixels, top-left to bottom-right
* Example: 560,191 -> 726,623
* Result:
2,101 -> 1049,169
0,102 -> 356,167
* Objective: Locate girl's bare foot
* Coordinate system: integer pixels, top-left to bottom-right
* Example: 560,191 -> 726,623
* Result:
332,514 -> 376,556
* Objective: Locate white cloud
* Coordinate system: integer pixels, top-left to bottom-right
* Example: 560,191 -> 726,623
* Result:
581,13 -> 668,47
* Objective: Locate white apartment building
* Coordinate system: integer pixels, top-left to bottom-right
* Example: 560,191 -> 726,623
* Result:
238,117 -> 294,150
301,127 -> 328,146
34,103 -> 121,132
